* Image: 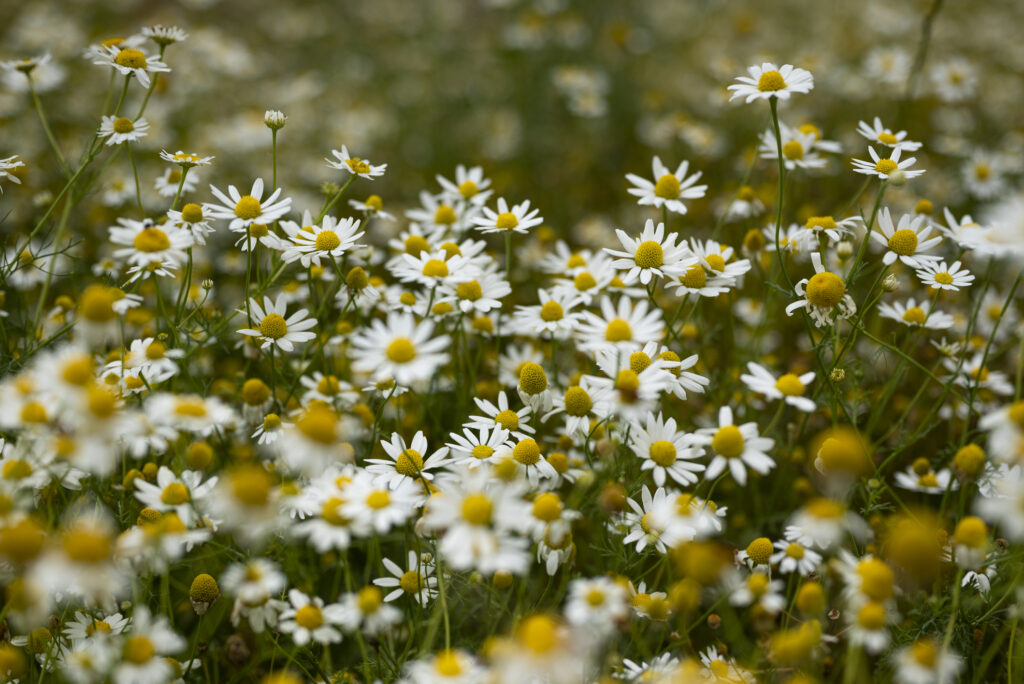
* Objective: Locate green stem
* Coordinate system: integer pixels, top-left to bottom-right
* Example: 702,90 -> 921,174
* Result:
125,142 -> 145,217
27,76 -> 69,176
769,97 -> 792,290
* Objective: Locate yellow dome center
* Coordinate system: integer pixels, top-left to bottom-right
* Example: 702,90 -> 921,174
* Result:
386,337 -> 417,363
757,70 -> 786,91
712,425 -> 744,458
133,227 -> 171,253
887,228 -> 918,256
234,195 -> 262,220
805,272 -> 846,308
654,174 -> 680,199
634,240 -> 664,268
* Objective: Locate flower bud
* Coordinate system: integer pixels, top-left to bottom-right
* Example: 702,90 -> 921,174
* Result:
829,367 -> 846,383
264,110 -> 287,130
190,573 -> 220,615
835,241 -> 854,259
882,274 -> 899,292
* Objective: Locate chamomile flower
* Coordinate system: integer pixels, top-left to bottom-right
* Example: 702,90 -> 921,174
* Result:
848,601 -> 893,654
786,252 -> 856,327
871,208 -> 942,267
93,44 -> 170,87
878,299 -> 954,330
851,145 -> 926,181
154,166 -> 198,198
108,218 -> 192,281
236,294 -> 317,353
856,117 -> 922,151
565,577 -> 629,635
446,426 -> 514,468
728,62 -> 814,102
543,377 -> 612,438
604,219 -> 696,285
576,295 -> 664,353
205,178 -> 292,232
142,24 -> 189,46
326,145 -> 387,179
694,406 -> 776,486
443,269 -> 510,315
514,288 -> 584,339
0,155 -> 24,191
740,362 -> 816,412
278,589 -> 345,646
620,485 -> 670,554
133,466 -> 215,527
794,215 -> 861,244
728,570 -> 786,614
112,606 -> 185,684
625,157 -> 707,215
159,150 -> 214,168
367,431 -> 451,489
373,550 -> 438,606
401,649 -> 485,683
437,164 -> 493,205
917,260 -> 974,292
895,639 -> 963,684
465,391 -> 535,440
472,197 -> 544,235
349,312 -> 451,386
629,412 -> 705,487
98,115 -> 150,146
770,539 -> 822,576
758,122 -> 830,170
895,460 -> 957,494
280,213 -> 364,267
343,471 -> 419,536
349,194 -> 396,221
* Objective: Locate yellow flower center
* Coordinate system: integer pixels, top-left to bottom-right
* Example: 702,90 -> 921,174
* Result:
115,48 -> 147,70
573,271 -> 597,291
712,425 -> 744,458
295,604 -> 324,630
494,409 -> 519,430
856,559 -> 894,601
902,306 -> 927,325
805,271 -> 846,308
145,341 -> 166,359
748,573 -> 770,597
434,205 -> 457,225
405,235 -> 430,256
745,537 -> 773,565
705,253 -> 726,272
856,602 -> 886,630
786,542 -> 805,559
62,527 -> 112,564
471,444 -> 494,460
806,216 -> 836,232
887,228 -> 918,256
231,466 -> 272,506
112,117 -> 135,134
400,570 -> 423,594
456,280 -> 483,301
782,140 -> 804,160
346,158 -> 371,174
654,174 -> 680,199
259,313 -> 288,339
461,494 -> 493,525
321,497 -> 348,526
532,493 -> 563,522
874,158 -> 899,175
62,356 -> 94,386
540,300 -> 564,321
615,369 -> 640,399
563,386 -> 592,416
495,212 -> 519,230
775,373 -> 805,396
680,264 -> 707,289
519,362 -> 548,394
366,490 -> 391,510
934,272 -> 954,285
630,351 -> 652,374
234,195 -> 262,220
877,132 -> 898,145
757,69 -> 786,91
315,230 -> 341,252
122,636 -> 155,664
517,615 -> 558,654
513,438 -> 541,465
912,640 -> 937,668
2,460 -> 32,480
953,517 -> 987,548
974,164 -> 990,180
399,292 -> 417,306
249,224 -> 269,237
20,401 -> 47,424
458,180 -> 478,198
384,337 -> 417,364
422,259 -> 449,278
297,408 -> 338,445
263,413 -> 282,431
649,440 -> 677,466
161,482 -> 190,505
634,240 -> 664,268
395,449 -> 424,477
133,227 -> 171,253
605,318 -> 632,342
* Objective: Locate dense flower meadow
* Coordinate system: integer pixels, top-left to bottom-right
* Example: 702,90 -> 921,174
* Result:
1,1 -> 1024,683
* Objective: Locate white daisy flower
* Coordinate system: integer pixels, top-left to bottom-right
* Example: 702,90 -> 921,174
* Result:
278,589 -> 346,646
465,391 -> 535,441
236,293 -> 317,353
437,164 -> 493,206
108,217 -> 192,281
770,538 -> 822,576
727,570 -> 786,614
851,145 -> 926,181
342,470 -> 419,536
142,24 -> 189,46
373,550 -> 438,606
785,252 -> 857,327
878,298 -> 954,330
758,122 -> 829,170
917,259 -> 973,291
604,218 -> 697,285
629,412 -> 705,487
112,606 -> 185,684
326,145 -> 387,179
133,465 -> 216,527
513,287 -> 584,340
728,62 -> 814,102
870,207 -> 942,267
337,585 -> 403,635
472,197 -> 543,235
847,601 -> 893,654
739,362 -> 816,413
543,377 -> 612,439
205,178 -> 292,232
693,406 -> 775,486
894,461 -> 958,494
576,295 -> 664,353
93,44 -> 170,87
624,157 -> 707,215
159,149 -> 214,168
442,269 -> 510,315
348,194 -> 396,221
98,115 -> 150,146
279,212 -> 364,267
446,426 -> 514,468
367,431 -> 451,489
856,117 -> 922,151
0,155 -> 25,191
349,312 -> 452,386
793,215 -> 861,244
895,639 -> 963,684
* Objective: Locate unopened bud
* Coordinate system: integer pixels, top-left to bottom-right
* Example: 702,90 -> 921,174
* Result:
835,241 -> 854,259
882,274 -> 899,292
201,279 -> 213,290
887,169 -> 907,186
707,613 -> 721,630
829,368 -> 845,383
264,110 -> 287,130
